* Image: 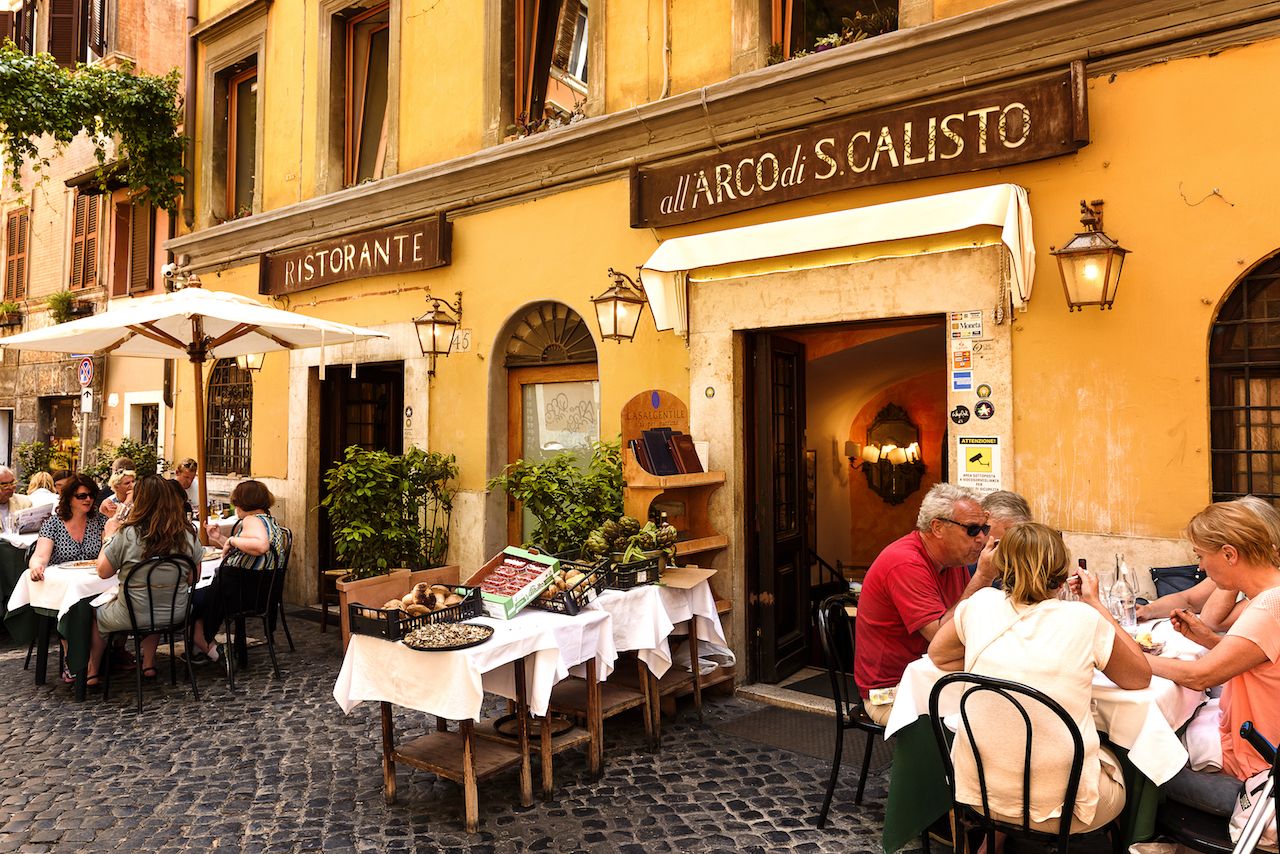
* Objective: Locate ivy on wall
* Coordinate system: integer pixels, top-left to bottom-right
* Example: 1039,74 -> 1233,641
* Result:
0,42 -> 184,212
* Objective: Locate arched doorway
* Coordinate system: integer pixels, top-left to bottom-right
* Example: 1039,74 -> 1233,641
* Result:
1210,252 -> 1280,503
502,302 -> 599,544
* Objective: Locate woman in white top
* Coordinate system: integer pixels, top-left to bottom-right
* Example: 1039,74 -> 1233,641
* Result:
928,522 -> 1150,846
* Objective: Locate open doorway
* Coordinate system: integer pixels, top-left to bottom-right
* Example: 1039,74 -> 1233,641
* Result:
746,315 -> 947,683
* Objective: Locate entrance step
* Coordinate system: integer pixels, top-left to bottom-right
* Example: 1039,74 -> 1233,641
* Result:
736,666 -> 836,718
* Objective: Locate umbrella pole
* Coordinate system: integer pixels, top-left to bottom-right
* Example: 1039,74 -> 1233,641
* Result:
193,357 -> 209,545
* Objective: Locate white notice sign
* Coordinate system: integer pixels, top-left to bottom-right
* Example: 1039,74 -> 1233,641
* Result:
957,436 -> 1001,490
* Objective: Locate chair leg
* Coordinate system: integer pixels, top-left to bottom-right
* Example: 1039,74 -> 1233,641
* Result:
185,625 -> 200,703
224,618 -> 236,690
855,728 -> 875,806
921,830 -> 931,854
278,603 -> 295,653
133,635 -> 145,714
262,616 -> 281,679
817,721 -> 845,828
23,637 -> 34,670
101,636 -> 113,700
168,631 -> 178,685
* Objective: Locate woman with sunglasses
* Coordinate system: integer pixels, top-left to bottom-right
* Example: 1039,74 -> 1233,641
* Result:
27,474 -> 109,582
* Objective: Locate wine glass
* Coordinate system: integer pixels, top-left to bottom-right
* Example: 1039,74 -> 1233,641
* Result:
1096,565 -> 1116,605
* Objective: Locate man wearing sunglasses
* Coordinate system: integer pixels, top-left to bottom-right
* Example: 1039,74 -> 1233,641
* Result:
854,482 -> 1000,724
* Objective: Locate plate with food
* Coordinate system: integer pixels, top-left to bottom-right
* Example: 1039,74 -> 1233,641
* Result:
63,559 -> 98,570
201,548 -> 223,562
1135,631 -> 1165,656
402,622 -> 495,652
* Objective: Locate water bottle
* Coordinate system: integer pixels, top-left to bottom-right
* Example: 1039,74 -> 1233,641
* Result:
1111,553 -> 1138,632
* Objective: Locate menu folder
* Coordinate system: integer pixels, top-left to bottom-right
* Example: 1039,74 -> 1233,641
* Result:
642,428 -> 681,476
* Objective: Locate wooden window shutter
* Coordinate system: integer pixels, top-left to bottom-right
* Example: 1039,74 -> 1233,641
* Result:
87,0 -> 106,57
48,0 -> 83,67
550,1 -> 577,71
110,202 -> 129,296
70,193 -> 98,290
17,3 -> 35,53
0,13 -> 14,43
5,209 -> 28,301
127,202 -> 154,294
515,0 -> 560,121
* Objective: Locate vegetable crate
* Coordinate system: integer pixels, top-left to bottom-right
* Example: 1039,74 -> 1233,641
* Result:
348,585 -> 483,641
529,558 -> 609,616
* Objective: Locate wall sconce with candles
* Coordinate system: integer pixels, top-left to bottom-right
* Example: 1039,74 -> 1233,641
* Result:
590,267 -> 648,342
845,403 -> 926,505
1051,199 -> 1131,311
413,290 -> 463,376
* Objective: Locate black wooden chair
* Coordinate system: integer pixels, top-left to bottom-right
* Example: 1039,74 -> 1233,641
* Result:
219,540 -> 289,689
815,593 -> 883,827
927,671 -> 1123,854
100,554 -> 200,712
273,527 -> 295,652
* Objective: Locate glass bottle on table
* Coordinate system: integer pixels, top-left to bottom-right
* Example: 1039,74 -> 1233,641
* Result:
1110,553 -> 1138,633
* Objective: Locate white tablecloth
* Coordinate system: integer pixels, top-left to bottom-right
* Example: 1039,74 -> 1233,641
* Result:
7,564 -> 116,620
333,608 -> 615,721
885,653 -> 1205,785
586,580 -> 727,678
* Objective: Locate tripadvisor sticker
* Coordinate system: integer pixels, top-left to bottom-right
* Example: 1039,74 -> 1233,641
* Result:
976,383 -> 992,399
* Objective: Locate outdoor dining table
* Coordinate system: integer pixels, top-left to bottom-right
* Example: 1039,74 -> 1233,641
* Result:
5,553 -> 222,700
332,606 -> 617,831
879,619 -> 1208,853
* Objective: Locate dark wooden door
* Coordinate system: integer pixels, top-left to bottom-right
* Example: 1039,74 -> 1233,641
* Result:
751,334 -> 809,682
317,362 -> 405,570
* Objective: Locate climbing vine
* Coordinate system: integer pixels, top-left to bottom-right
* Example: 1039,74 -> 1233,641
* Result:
0,42 -> 184,212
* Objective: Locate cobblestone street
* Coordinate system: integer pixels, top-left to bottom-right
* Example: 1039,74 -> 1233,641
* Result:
0,614 -> 897,853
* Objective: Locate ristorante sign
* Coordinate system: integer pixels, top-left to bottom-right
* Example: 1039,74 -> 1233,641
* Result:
630,68 -> 1087,228
260,214 -> 451,295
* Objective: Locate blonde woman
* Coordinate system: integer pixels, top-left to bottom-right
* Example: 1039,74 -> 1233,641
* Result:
99,469 -> 135,519
928,523 -> 1150,846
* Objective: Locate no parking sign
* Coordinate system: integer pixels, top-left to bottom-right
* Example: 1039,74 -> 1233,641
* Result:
77,357 -> 93,387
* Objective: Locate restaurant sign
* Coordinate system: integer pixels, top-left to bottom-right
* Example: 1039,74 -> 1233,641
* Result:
260,213 -> 451,296
630,67 -> 1087,228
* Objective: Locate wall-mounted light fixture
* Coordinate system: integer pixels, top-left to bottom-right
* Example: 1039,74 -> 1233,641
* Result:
845,404 -> 926,505
414,290 -> 463,376
1051,199 -> 1130,311
235,353 -> 264,372
590,268 -> 648,342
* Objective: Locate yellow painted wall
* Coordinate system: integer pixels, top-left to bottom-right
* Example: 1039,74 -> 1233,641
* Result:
398,1 -> 487,165
669,0 -> 733,97
645,39 -> 1280,540
933,0 -> 1007,22
263,2 -> 310,209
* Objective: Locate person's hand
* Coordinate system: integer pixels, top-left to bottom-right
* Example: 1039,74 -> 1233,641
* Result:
974,537 -> 999,581
29,563 -> 45,582
1171,607 -> 1218,648
101,500 -> 117,518
1073,567 -> 1101,605
1136,601 -> 1154,621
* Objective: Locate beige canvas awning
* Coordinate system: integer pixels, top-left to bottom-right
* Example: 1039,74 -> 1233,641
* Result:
638,183 -> 1034,334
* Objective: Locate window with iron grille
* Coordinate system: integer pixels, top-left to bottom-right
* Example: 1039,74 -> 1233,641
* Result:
205,358 -> 252,475
1210,254 -> 1280,504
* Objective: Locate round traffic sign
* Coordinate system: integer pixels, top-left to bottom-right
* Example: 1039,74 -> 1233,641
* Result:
77,357 -> 93,387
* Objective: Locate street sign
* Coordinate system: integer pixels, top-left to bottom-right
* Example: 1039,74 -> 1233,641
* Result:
77,357 -> 93,387
80,388 -> 93,414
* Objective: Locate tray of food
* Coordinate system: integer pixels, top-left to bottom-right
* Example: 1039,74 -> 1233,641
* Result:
201,548 -> 223,562
402,622 -> 495,652
529,558 -> 608,616
349,584 -> 484,641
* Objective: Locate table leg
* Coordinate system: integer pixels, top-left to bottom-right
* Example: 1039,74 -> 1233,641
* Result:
586,658 -> 602,777
688,619 -> 703,722
380,702 -> 397,805
34,613 -> 50,685
648,667 -> 662,746
539,716 -> 553,799
514,659 -> 533,808
462,719 -> 479,833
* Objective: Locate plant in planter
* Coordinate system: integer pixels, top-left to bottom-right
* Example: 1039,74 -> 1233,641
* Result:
322,445 -> 459,580
0,300 -> 22,327
486,438 -> 622,554
45,289 -> 90,323
14,440 -> 52,482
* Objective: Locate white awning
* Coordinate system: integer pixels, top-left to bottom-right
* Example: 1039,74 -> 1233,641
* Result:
0,0 -> 24,12
639,183 -> 1035,333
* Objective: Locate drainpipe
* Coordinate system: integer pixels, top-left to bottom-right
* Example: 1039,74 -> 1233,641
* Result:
182,0 -> 198,229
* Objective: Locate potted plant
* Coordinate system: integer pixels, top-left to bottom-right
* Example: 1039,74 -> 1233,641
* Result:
46,289 -> 91,323
486,439 -> 622,554
322,445 -> 460,648
0,300 -> 22,327
14,440 -> 53,482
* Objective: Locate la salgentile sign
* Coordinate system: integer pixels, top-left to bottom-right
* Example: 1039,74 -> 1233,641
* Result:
630,68 -> 1088,228
260,213 -> 451,296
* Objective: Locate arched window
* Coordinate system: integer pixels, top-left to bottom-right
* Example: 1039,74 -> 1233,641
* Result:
1210,254 -> 1280,502
205,358 -> 252,475
503,302 -> 597,366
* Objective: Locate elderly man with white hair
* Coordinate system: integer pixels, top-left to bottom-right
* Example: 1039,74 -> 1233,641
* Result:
853,482 -> 1000,724
0,466 -> 31,533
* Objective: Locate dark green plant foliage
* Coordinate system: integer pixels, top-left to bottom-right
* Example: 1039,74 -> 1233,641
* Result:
486,439 -> 623,555
0,42 -> 185,212
13,440 -> 53,483
322,446 -> 459,580
83,436 -> 169,483
45,289 -> 75,323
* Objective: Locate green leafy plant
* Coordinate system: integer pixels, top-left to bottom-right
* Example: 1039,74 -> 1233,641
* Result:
14,440 -> 53,482
0,300 -> 20,315
45,290 -> 76,323
83,437 -> 169,483
487,439 -> 623,554
766,7 -> 898,65
322,445 -> 459,580
0,42 -> 185,212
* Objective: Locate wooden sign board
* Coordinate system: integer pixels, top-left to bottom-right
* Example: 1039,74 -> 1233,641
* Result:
631,66 -> 1088,228
260,213 -> 451,296
620,389 -> 690,448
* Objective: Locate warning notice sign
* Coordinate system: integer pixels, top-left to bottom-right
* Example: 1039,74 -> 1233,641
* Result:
957,436 -> 1001,490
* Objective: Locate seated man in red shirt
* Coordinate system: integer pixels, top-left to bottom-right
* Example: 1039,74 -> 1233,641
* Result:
854,482 -> 999,724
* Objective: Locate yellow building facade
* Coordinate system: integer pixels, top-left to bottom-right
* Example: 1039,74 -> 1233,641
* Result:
170,0 -> 1280,682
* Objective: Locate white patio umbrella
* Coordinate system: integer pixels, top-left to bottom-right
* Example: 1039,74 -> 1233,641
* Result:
0,286 -> 390,538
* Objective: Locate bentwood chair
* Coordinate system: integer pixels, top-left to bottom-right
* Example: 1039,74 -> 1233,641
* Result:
271,527 -> 295,653
927,672 -> 1124,854
815,593 -> 882,827
220,537 -> 289,689
100,554 -> 200,712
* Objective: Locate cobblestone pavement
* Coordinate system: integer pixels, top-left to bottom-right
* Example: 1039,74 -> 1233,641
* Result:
0,614 -> 902,853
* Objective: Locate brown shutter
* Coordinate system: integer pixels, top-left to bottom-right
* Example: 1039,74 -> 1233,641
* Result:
0,12 -> 14,43
5,209 -> 28,301
48,0 -> 83,67
551,1 -> 577,71
127,201 -> 154,293
70,192 -> 97,290
17,3 -> 34,53
87,0 -> 105,57
111,201 -> 129,296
